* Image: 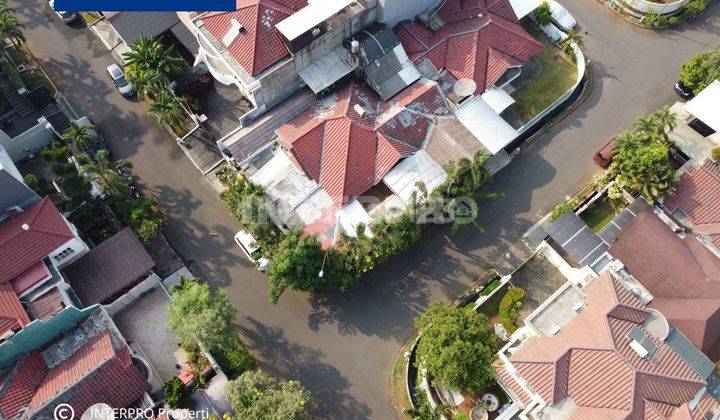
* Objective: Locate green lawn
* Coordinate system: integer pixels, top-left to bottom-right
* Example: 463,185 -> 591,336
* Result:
580,197 -> 625,232
512,47 -> 578,123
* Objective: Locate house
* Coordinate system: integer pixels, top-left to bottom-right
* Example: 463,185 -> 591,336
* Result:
494,272 -> 720,419
608,207 -> 720,363
192,0 -> 376,115
663,159 -> 720,252
0,196 -> 88,341
0,307 -> 152,419
61,227 -> 156,307
683,80 -> 720,142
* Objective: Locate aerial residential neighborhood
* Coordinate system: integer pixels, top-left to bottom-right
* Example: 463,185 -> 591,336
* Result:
0,0 -> 718,418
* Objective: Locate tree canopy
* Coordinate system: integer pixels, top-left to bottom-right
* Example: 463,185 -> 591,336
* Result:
225,370 -> 312,420
415,303 -> 498,393
167,277 -> 237,352
679,48 -> 720,95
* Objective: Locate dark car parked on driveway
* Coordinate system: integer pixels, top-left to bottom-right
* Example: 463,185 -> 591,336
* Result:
674,80 -> 694,100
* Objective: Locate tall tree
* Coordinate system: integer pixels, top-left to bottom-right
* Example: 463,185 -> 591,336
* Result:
0,14 -> 24,47
167,277 -> 237,352
559,29 -> 584,54
81,149 -> 132,197
225,370 -> 312,420
148,89 -> 186,128
122,35 -> 184,78
62,121 -> 96,150
126,66 -> 169,100
652,106 -> 678,143
611,134 -> 675,203
679,49 -> 720,95
415,303 -> 498,393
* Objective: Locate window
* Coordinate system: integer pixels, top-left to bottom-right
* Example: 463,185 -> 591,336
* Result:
53,247 -> 75,262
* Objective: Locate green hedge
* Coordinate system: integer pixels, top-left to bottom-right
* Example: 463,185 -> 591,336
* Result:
499,287 -> 525,334
0,58 -> 25,90
211,334 -> 256,379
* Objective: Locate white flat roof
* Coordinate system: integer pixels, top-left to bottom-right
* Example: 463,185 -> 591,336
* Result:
276,0 -> 356,41
685,80 -> 720,133
383,150 -> 447,205
455,96 -> 519,155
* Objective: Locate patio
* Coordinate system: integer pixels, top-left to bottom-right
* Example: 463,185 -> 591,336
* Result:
193,80 -> 252,141
114,284 -> 183,384
509,253 -> 568,322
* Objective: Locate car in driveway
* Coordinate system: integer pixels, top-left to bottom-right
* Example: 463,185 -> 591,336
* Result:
674,80 -> 694,100
106,64 -> 134,97
593,138 -> 616,169
48,0 -> 77,24
547,0 -> 576,31
234,231 -> 270,271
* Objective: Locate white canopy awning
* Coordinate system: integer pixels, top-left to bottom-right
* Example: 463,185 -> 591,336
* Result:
455,96 -> 519,155
685,80 -> 720,133
481,87 -> 516,114
383,150 -> 447,205
508,0 -> 543,18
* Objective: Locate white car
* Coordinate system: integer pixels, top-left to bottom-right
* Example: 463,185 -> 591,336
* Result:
48,0 -> 77,24
106,63 -> 134,97
234,231 -> 270,271
547,0 -> 576,31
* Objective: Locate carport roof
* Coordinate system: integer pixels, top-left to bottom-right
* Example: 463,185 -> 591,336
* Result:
685,80 -> 720,133
106,12 -> 180,45
546,211 -> 608,266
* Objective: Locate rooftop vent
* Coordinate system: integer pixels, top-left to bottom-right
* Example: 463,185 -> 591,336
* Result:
222,19 -> 244,47
353,104 -> 367,117
21,223 -> 30,231
627,326 -> 657,359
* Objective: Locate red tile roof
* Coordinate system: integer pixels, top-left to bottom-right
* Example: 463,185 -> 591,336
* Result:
0,196 -> 74,284
497,273 -> 711,419
201,0 -> 307,77
664,159 -> 720,249
435,0 -> 519,24
608,209 -> 720,362
395,11 -> 542,95
276,79 -> 451,206
0,353 -> 45,418
0,283 -> 30,339
0,331 -> 150,418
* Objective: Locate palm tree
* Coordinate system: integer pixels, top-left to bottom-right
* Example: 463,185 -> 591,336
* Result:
148,89 -> 186,131
126,67 -> 169,100
633,115 -> 662,140
0,3 -> 15,17
122,35 -> 184,78
651,106 -> 677,143
81,149 -> 133,197
559,29 -> 584,54
62,121 -> 96,150
0,14 -> 24,47
443,152 -> 493,199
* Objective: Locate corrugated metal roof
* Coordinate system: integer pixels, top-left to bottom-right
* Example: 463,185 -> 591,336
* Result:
383,150 -> 446,205
666,326 -> 715,379
107,12 -> 179,45
299,47 -> 356,94
546,211 -> 609,266
169,21 -> 199,54
685,80 -> 720,133
480,86 -> 515,114
455,95 -> 518,154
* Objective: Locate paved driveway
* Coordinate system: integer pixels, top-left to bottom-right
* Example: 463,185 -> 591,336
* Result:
13,2 -> 720,418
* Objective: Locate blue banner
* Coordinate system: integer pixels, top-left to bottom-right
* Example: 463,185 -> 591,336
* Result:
55,0 -> 236,11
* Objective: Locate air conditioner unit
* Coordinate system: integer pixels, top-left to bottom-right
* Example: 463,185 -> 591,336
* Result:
16,64 -> 25,72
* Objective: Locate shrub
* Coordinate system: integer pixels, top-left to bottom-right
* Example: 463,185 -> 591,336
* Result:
108,196 -> 166,243
499,287 -> 525,334
712,147 -> 720,162
535,1 -> 552,25
163,377 -> 188,408
23,174 -> 38,192
683,0 -> 706,19
40,140 -> 69,163
552,200 -> 576,220
668,16 -> 682,26
212,334 -> 257,379
454,413 -> 471,420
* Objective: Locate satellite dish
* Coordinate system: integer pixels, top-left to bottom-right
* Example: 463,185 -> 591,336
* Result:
81,403 -> 115,420
453,78 -> 477,98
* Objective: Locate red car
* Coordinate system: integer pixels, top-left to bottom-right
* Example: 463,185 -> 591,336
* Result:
593,139 -> 617,169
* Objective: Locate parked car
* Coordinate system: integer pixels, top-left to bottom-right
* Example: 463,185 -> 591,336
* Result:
593,138 -> 617,169
234,231 -> 270,271
674,80 -> 694,100
48,0 -> 77,24
106,64 -> 134,97
75,116 -> 111,158
547,0 -> 576,31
